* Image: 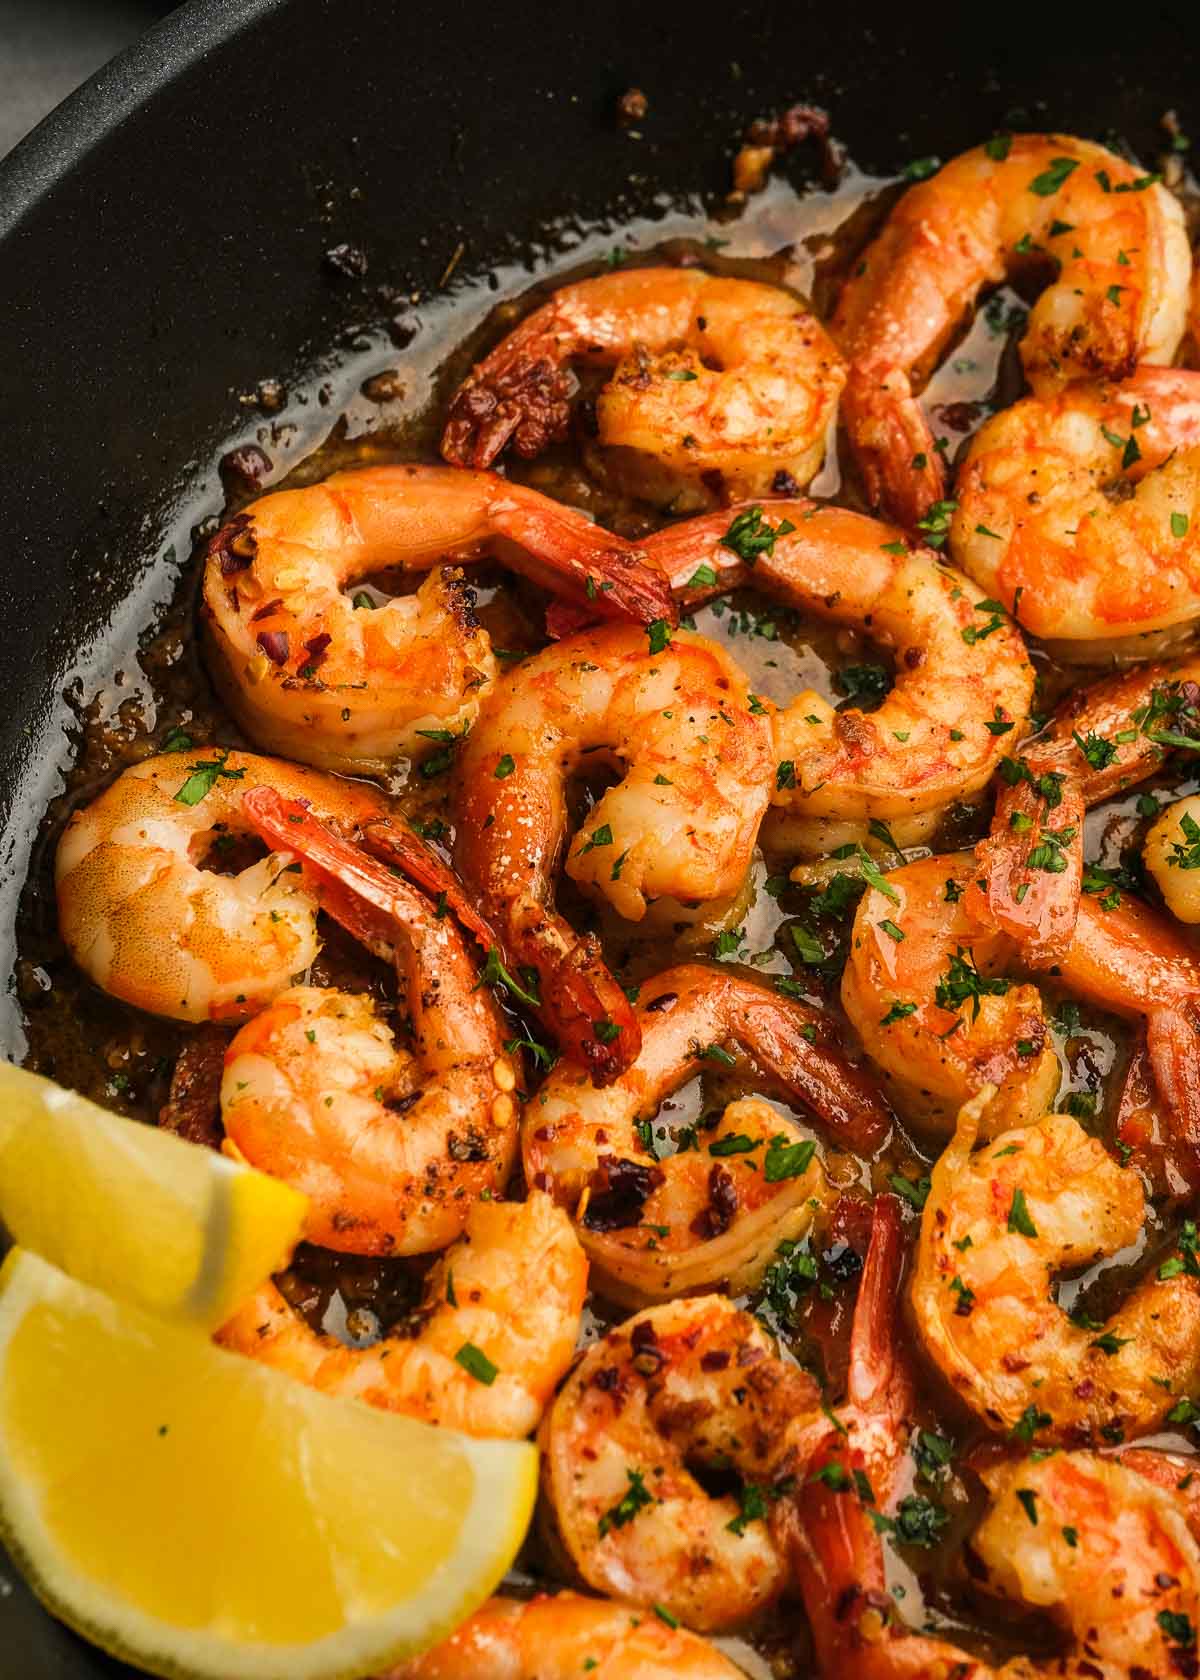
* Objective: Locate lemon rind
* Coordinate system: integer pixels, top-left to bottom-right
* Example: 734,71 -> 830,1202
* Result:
0,1250 -> 536,1680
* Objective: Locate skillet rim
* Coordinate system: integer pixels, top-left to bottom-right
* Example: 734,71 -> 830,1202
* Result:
0,0 -> 284,240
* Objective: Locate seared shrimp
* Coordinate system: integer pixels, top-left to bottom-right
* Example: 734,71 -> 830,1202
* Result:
227,791 -> 516,1254
392,1592 -> 748,1679
771,1195 -> 917,1660
442,268 -> 846,511
540,1293 -> 823,1632
912,1089 -> 1200,1444
202,464 -> 675,774
54,749 -> 386,1023
524,963 -> 891,1303
841,850 -> 1200,1151
454,623 -> 776,1083
979,656 -> 1200,964
834,134 -> 1190,526
652,500 -> 1033,842
952,368 -> 1200,645
218,1191 -> 585,1439
1146,794 -> 1200,923
791,1445 -> 1200,1680
538,1202 -> 907,1641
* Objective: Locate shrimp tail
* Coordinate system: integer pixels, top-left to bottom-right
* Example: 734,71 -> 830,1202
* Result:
490,488 -> 677,629
845,1194 -> 911,1426
362,821 -> 498,951
363,816 -> 640,1083
974,771 -> 1086,965
1146,1002 -> 1200,1185
739,990 -> 893,1157
842,366 -> 947,528
242,788 -> 475,965
779,1194 -> 921,1678
540,932 -> 641,1086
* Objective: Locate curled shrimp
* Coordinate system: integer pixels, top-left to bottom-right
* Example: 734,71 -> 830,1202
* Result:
539,1292 -> 824,1632
225,790 -> 517,1254
978,657 -> 1200,965
54,749 -> 387,1023
218,1191 -> 585,1439
833,134 -> 1190,527
912,1088 -> 1200,1445
201,464 -> 675,774
441,268 -> 846,510
951,368 -> 1200,646
650,499 -> 1033,843
792,1445 -> 1200,1679
392,1592 -> 748,1679
524,963 -> 891,1304
453,623 -> 776,1083
841,850 -> 1200,1154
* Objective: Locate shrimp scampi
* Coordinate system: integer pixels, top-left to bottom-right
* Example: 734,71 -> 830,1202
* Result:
541,1293 -> 822,1632
834,134 -> 1190,526
651,500 -> 1034,847
202,464 -> 675,774
454,623 -> 776,1082
793,1444 -> 1200,1680
442,268 -> 846,511
951,367 -> 1200,646
524,963 -> 891,1303
978,656 -> 1200,964
217,1190 -> 586,1439
54,750 -> 388,1023
842,849 -> 1200,1162
224,790 -> 517,1254
912,1089 -> 1200,1444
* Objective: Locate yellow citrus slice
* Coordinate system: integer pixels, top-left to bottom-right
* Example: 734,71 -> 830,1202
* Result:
0,1247 -> 537,1679
0,1061 -> 305,1329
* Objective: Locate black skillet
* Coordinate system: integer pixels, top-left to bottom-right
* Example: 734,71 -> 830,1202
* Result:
0,0 -> 1198,1672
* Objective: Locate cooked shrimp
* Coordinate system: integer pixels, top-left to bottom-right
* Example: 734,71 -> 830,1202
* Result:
771,1195 -> 918,1660
541,1292 -> 820,1632
54,749 -> 387,1023
524,963 -> 890,1304
791,1446 -> 1200,1679
1146,794 -> 1200,922
978,656 -> 1200,964
218,1191 -> 584,1438
392,1592 -> 748,1679
441,268 -> 846,511
225,790 -> 516,1254
840,851 -> 1058,1133
912,1089 -> 1200,1444
834,134 -> 1190,526
841,850 -> 1200,1154
651,500 -> 1034,840
539,1201 -> 908,1639
952,368 -> 1200,644
454,623 -> 776,1083
201,464 -> 675,774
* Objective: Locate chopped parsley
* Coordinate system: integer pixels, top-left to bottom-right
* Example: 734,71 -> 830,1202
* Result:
719,505 -> 796,565
598,1468 -> 654,1537
453,1342 -> 497,1385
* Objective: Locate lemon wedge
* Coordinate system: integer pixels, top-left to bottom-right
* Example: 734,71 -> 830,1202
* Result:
0,1247 -> 536,1679
0,1062 -> 305,1328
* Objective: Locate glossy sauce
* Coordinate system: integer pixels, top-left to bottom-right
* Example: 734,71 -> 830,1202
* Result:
12,149 -> 1200,1674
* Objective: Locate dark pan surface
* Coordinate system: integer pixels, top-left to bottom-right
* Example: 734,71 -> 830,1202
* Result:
1,0 -> 1198,1671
